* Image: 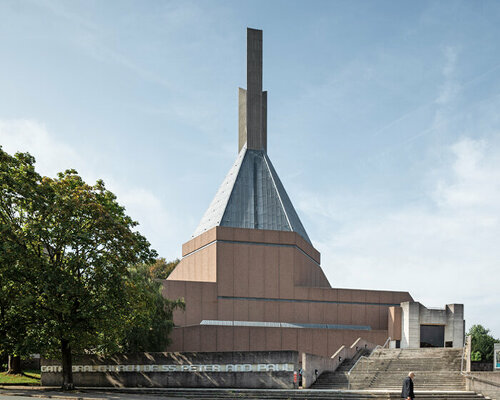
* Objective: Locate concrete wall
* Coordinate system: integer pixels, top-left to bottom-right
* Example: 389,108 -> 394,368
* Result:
388,306 -> 402,341
179,227 -> 321,267
301,352 -> 331,389
401,302 -> 420,348
41,351 -> 299,388
168,325 -> 387,361
465,372 -> 500,400
167,244 -> 216,282
445,304 -> 464,347
400,302 -> 464,348
164,226 -> 413,358
301,337 -> 378,388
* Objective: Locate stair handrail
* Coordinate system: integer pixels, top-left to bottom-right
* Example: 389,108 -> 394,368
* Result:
382,336 -> 392,349
460,338 -> 466,374
347,355 -> 367,390
347,355 -> 367,376
460,335 -> 470,375
346,337 -> 390,389
372,336 -> 392,352
462,372 -> 500,388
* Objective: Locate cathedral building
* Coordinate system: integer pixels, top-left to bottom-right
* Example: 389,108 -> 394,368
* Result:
163,28 -> 463,357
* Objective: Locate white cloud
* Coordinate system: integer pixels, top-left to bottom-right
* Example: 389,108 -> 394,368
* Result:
0,118 -> 180,258
435,138 -> 500,210
0,119 -> 81,177
301,137 -> 500,338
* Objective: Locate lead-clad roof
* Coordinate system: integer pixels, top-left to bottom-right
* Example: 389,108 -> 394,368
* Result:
192,145 -> 311,244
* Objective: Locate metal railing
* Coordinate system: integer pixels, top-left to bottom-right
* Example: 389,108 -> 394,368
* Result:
459,335 -> 500,393
457,335 -> 500,397
376,336 -> 392,351
347,337 -> 391,389
460,335 -> 469,374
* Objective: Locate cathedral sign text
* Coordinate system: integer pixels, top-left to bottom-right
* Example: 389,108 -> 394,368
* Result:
41,363 -> 295,373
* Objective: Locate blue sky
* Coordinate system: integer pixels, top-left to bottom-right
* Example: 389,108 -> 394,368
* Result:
1,0 -> 500,338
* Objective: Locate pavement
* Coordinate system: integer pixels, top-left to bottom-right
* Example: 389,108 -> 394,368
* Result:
0,387 -> 185,400
0,386 -> 488,400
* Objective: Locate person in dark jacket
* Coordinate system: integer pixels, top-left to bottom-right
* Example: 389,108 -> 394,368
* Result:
401,371 -> 415,399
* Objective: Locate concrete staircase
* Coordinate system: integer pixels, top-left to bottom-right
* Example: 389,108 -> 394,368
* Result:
312,348 -> 371,389
313,347 -> 467,392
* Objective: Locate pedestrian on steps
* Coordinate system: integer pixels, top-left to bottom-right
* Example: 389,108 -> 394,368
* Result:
401,371 -> 415,400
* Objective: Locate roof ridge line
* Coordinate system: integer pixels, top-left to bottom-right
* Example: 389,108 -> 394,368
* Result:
219,145 -> 248,226
262,152 -> 293,232
192,145 -> 247,238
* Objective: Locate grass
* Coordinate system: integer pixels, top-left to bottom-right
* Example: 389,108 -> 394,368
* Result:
0,370 -> 41,385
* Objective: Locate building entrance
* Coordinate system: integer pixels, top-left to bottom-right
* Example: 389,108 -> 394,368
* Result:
420,324 -> 445,347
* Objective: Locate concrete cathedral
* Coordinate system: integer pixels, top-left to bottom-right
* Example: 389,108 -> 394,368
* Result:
163,28 -> 464,357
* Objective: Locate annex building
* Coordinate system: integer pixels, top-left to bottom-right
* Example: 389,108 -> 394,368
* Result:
163,28 -> 464,358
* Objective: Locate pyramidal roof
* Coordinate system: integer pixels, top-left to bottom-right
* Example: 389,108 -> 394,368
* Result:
192,28 -> 311,244
193,145 -> 311,243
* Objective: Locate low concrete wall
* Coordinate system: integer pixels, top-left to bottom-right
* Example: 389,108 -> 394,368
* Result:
465,372 -> 500,400
302,352 -> 332,389
301,337 -> 377,388
41,351 -> 299,388
471,362 -> 493,371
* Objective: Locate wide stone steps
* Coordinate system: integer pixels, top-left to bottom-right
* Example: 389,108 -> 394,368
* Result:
312,370 -> 349,389
312,348 -> 467,391
311,349 -> 371,389
79,388 -> 487,399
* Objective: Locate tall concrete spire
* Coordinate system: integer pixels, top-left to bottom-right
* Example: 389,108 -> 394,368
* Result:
238,28 -> 267,153
194,28 -> 311,244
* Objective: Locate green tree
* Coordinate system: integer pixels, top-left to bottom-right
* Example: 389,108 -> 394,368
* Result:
1,147 -> 162,388
35,170 -> 157,388
148,257 -> 179,280
121,263 -> 184,353
0,149 -> 43,373
468,324 -> 499,362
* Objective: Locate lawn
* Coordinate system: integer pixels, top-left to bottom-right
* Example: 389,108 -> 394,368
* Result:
0,370 -> 41,385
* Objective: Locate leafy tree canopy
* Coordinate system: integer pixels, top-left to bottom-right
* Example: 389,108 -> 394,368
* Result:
121,262 -> 184,353
148,257 -> 179,280
0,149 -> 42,360
468,324 -> 499,362
0,146 -> 183,387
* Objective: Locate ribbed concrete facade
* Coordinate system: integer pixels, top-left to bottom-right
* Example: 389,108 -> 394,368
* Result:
164,226 -> 413,357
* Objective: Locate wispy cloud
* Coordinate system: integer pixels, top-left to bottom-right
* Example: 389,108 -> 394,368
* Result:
298,136 -> 500,337
0,119 -> 81,177
0,118 -> 182,258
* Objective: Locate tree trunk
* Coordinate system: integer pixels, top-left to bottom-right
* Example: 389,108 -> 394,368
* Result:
7,355 -> 21,374
61,338 -> 74,390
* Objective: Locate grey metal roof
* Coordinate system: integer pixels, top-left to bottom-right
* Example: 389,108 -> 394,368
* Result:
193,146 -> 311,244
200,320 -> 371,330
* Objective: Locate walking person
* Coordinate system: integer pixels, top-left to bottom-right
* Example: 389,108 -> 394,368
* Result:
401,371 -> 415,400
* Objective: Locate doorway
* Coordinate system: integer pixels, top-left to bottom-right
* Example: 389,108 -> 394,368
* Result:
420,325 -> 445,347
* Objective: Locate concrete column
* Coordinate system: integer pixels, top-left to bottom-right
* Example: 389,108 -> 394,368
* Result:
401,302 -> 410,348
401,302 -> 421,348
246,28 -> 263,151
238,89 -> 267,153
262,90 -> 267,152
447,304 -> 464,347
238,88 -> 247,153
466,336 -> 472,372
